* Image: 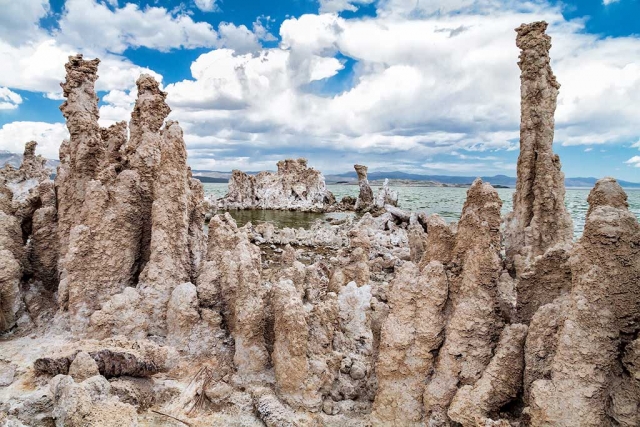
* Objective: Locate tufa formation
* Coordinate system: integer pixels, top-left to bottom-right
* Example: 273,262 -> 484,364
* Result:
0,22 -> 639,427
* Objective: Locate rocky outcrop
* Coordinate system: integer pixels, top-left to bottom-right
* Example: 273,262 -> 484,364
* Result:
0,191 -> 23,331
448,324 -> 528,426
136,119 -> 193,335
35,343 -> 163,379
3,23 -> 639,427
354,164 -> 374,211
372,260 -> 448,424
523,295 -> 569,402
528,178 -> 640,426
503,21 -> 574,324
0,141 -> 56,332
375,178 -> 399,209
68,351 -> 100,382
55,56 -> 144,331
49,373 -> 138,427
423,179 -> 504,424
165,282 -> 222,356
217,159 -> 335,212
197,213 -> 269,378
271,279 -> 320,409
54,55 -> 204,336
29,181 -> 59,291
0,247 -> 21,332
504,21 -> 573,265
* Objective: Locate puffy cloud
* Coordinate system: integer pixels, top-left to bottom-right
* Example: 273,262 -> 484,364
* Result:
0,39 -> 73,97
152,2 -> 640,174
0,38 -> 161,98
253,17 -> 278,43
0,122 -> 68,159
0,87 -> 23,110
0,0 -> 49,46
56,0 -> 218,53
602,0 -> 620,5
217,23 -> 263,54
214,17 -> 277,54
625,156 -> 640,167
553,35 -> 640,146
194,0 -> 219,12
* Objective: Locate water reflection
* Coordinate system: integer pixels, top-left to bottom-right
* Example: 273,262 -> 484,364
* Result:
202,183 -> 640,238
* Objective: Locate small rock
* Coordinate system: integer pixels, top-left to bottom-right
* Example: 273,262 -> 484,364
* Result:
68,351 -> 99,382
340,357 -> 352,374
205,381 -> 234,404
0,360 -> 16,387
349,361 -> 367,380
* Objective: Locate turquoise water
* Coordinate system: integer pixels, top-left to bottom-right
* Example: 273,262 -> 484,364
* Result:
203,183 -> 640,237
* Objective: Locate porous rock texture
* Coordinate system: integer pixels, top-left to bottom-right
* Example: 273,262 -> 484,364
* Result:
1,140 -> 55,332
448,324 -> 528,426
49,373 -> 138,427
2,24 -> 640,427
375,178 -> 399,209
354,164 -> 374,212
198,212 -> 269,377
528,178 -> 640,427
53,54 -> 205,336
271,278 -> 320,410
503,21 -> 574,324
217,158 -> 335,211
423,178 -> 505,425
371,260 -> 448,425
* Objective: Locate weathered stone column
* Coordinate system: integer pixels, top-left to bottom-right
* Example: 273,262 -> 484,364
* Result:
502,21 -> 574,324
354,164 -> 373,211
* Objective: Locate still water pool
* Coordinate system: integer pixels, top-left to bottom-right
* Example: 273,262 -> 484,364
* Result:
203,183 -> 640,237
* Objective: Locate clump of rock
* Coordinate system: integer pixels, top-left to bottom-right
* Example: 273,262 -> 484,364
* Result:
1,22 -> 639,427
215,158 -> 335,212
212,160 -> 398,214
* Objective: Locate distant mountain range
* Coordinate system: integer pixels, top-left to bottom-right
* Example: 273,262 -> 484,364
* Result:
324,171 -> 640,188
0,150 -> 24,168
3,157 -> 639,188
192,169 -> 640,188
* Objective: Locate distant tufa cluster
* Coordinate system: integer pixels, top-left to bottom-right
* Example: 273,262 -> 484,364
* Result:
0,22 -> 639,427
215,158 -> 398,213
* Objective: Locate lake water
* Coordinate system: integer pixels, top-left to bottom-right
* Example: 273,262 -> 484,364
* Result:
203,183 -> 640,237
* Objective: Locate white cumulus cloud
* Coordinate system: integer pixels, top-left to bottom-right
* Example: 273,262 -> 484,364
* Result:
56,0 -> 218,53
625,156 -> 640,167
194,0 -> 219,12
0,122 -> 69,159
0,0 -> 50,46
0,87 -> 23,110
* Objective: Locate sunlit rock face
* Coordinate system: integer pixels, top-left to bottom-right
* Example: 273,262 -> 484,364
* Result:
502,21 -> 574,324
217,158 -> 335,212
2,22 -> 640,427
1,141 -> 55,332
51,54 -> 204,335
528,178 -> 640,427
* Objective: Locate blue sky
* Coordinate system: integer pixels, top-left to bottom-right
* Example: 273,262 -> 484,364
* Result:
0,0 -> 639,181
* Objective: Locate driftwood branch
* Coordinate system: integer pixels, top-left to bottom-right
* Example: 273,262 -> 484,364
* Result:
150,410 -> 193,427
